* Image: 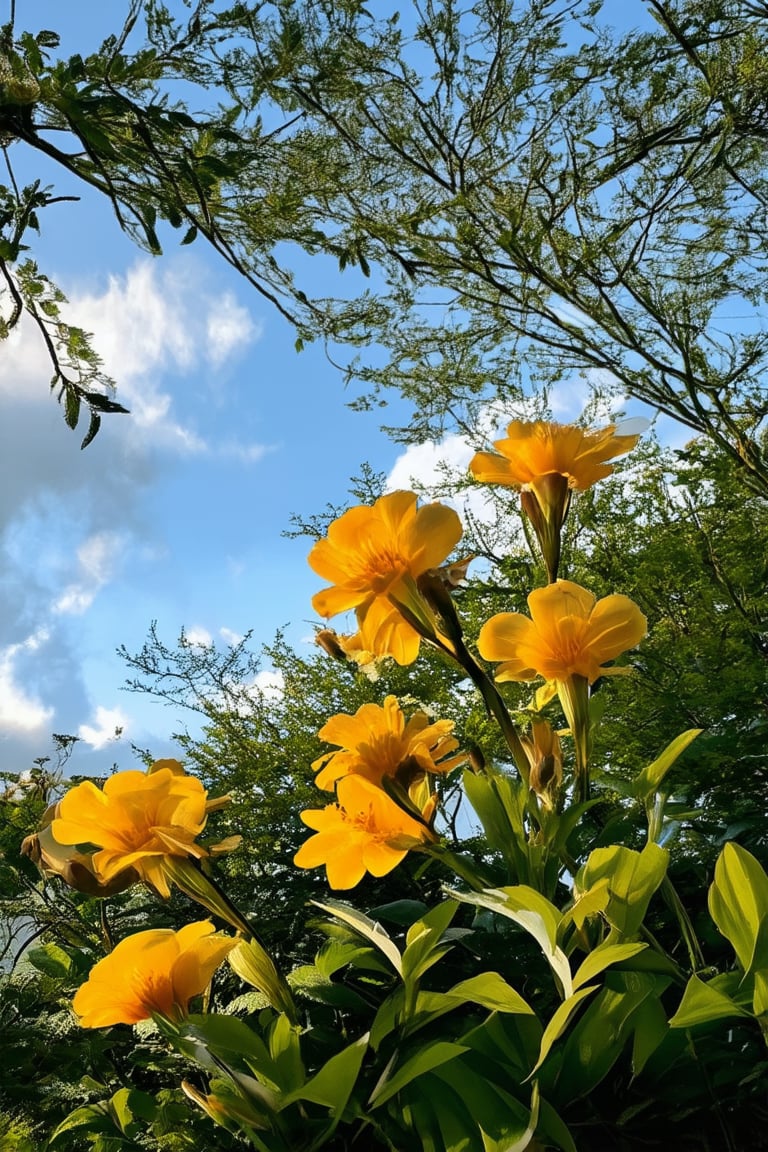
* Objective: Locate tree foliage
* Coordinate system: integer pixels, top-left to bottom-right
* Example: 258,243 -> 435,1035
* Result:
2,0 -> 768,492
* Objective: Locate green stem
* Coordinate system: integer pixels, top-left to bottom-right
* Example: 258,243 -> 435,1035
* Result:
661,875 -> 705,970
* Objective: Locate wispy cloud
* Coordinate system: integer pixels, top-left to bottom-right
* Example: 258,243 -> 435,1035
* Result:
78,705 -> 128,750
0,631 -> 54,735
53,531 -> 125,616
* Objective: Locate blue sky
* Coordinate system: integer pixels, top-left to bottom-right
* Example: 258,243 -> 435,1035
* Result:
0,1 -> 672,774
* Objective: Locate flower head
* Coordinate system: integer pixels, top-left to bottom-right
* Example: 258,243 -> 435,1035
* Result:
478,580 -> 647,685
51,764 -> 209,898
73,921 -> 235,1027
313,695 -> 464,791
294,774 -> 436,889
469,420 -> 641,493
470,421 -> 641,581
309,490 -> 462,664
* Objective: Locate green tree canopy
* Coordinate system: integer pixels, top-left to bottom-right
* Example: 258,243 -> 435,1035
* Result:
2,0 -> 767,493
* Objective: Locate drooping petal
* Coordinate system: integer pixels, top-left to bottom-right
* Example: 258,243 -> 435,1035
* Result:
357,596 -> 421,665
583,594 -> 648,664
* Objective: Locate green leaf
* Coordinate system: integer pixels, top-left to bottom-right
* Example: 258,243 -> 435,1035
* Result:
313,899 -> 402,975
444,971 -> 534,1015
171,1013 -> 279,1092
80,411 -> 101,449
267,1013 -> 304,1093
26,941 -> 72,978
108,1088 -> 156,1137
753,970 -> 768,1016
48,1104 -> 112,1145
64,386 -> 81,429
447,885 -> 571,997
709,842 -> 768,975
526,986 -> 598,1078
283,1032 -> 368,1114
401,900 -> 458,984
556,974 -> 663,1101
369,1041 -> 469,1107
572,942 -> 648,991
669,974 -> 752,1028
577,843 -> 668,937
633,729 -> 703,798
631,997 -> 669,1075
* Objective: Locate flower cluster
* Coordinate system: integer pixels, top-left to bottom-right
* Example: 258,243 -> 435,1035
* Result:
295,695 -> 466,888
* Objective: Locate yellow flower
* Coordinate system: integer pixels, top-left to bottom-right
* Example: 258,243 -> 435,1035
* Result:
470,421 -> 640,582
469,420 -> 640,493
478,580 -> 647,685
309,490 -> 462,664
294,775 -> 436,889
313,695 -> 465,791
51,765 -> 209,898
73,921 -> 235,1027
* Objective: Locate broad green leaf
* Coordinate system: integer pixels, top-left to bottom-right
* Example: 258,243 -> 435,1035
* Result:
401,902 -> 459,985
669,974 -> 752,1028
753,970 -> 768,1016
537,1098 -> 578,1152
108,1088 -> 156,1137
633,729 -> 703,798
369,1041 -> 469,1107
430,1061 -> 535,1149
563,879 -> 610,931
577,843 -> 668,937
572,942 -> 648,991
527,986 -> 598,1078
446,971 -> 535,1016
556,974 -> 661,1101
172,1014 -> 280,1097
282,1033 -> 368,1114
708,842 -> 768,975
313,899 -> 402,975
631,997 -> 669,1075
462,769 -> 527,874
268,1013 -> 304,1093
48,1104 -> 112,1145
26,942 -> 72,978
288,964 -> 370,1010
448,885 -> 571,998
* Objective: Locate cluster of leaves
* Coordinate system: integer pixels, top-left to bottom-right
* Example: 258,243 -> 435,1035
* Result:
2,0 -> 768,494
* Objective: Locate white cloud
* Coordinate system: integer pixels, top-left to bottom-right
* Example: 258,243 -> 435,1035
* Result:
207,292 -> 261,367
0,632 -> 54,735
251,669 -> 284,701
183,626 -> 213,648
219,626 -> 244,646
53,531 -> 125,616
78,705 -> 128,750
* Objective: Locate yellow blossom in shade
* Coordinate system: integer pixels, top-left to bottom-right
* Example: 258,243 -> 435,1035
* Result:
313,694 -> 465,791
294,775 -> 436,889
309,490 -> 462,665
478,580 -> 647,685
469,420 -> 641,493
51,766 -> 209,898
72,921 -> 235,1028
